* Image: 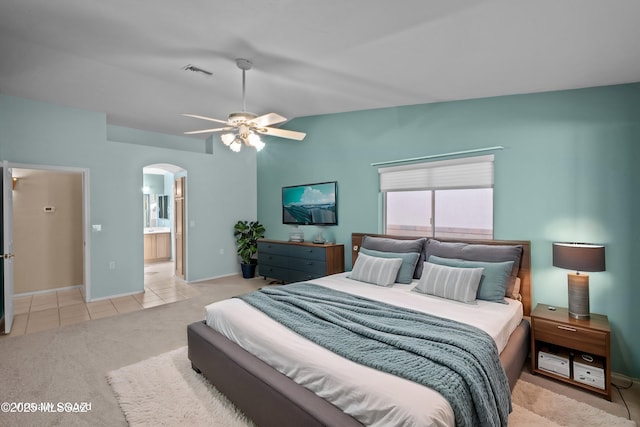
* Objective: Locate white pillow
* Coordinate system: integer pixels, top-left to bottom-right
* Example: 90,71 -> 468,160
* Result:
349,252 -> 403,287
413,262 -> 484,303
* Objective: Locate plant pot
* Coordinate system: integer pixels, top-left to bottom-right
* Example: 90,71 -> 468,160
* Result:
240,263 -> 257,279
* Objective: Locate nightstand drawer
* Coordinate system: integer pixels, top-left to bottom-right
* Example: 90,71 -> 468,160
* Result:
534,318 -> 607,356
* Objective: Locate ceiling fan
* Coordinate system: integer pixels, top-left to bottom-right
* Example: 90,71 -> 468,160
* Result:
183,58 -> 306,152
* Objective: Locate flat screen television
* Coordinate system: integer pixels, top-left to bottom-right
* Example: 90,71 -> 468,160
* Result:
282,181 -> 337,225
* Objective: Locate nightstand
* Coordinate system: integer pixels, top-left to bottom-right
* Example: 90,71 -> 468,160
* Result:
530,303 -> 611,400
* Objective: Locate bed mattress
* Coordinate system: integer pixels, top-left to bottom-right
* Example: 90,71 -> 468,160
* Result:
205,272 -> 523,427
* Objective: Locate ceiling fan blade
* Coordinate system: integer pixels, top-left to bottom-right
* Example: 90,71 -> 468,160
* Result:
258,126 -> 306,141
182,113 -> 229,125
184,127 -> 234,135
251,112 -> 287,127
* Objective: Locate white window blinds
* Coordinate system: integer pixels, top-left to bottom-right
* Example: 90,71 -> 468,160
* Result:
378,154 -> 494,192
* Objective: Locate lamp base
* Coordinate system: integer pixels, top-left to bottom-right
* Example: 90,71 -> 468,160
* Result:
568,273 -> 590,319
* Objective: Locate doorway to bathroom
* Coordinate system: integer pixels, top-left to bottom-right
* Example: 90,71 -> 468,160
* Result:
142,163 -> 186,288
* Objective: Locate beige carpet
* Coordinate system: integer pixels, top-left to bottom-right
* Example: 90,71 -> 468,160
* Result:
108,346 -> 635,427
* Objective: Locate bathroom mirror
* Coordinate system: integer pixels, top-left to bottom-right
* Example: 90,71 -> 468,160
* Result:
144,194 -> 157,228
144,194 -> 170,227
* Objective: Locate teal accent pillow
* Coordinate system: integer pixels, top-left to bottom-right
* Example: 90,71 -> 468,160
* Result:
428,255 -> 514,304
359,248 -> 420,284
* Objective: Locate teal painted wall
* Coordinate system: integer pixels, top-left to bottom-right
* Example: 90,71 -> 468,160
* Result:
257,84 -> 640,377
0,95 -> 257,300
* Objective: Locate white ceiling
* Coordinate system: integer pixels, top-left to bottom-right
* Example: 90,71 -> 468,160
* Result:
1,0 -> 639,138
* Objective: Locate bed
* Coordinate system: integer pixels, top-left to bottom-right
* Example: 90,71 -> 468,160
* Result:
188,233 -> 532,426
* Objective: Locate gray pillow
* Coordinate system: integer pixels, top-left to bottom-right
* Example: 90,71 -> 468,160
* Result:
428,255 -> 513,304
361,235 -> 427,278
359,248 -> 420,284
348,252 -> 403,287
424,239 -> 522,277
413,262 -> 484,304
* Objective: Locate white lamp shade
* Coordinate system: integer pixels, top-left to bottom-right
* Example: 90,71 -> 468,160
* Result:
253,139 -> 265,151
220,131 -> 266,152
229,140 -> 242,152
221,133 -> 235,145
247,133 -> 264,150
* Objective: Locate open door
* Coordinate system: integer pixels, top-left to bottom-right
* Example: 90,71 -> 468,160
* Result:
174,176 -> 185,279
1,163 -> 15,334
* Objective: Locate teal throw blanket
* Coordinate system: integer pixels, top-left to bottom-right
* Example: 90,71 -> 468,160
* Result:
238,283 -> 511,427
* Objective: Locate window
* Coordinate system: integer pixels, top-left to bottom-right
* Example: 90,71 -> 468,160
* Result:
380,155 -> 494,240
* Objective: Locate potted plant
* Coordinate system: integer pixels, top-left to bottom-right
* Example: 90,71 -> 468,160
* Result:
233,220 -> 266,278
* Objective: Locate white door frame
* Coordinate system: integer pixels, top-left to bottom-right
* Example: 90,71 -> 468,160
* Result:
6,162 -> 91,302
2,162 -> 15,333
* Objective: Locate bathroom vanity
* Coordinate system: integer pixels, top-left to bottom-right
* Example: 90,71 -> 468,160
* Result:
144,228 -> 171,262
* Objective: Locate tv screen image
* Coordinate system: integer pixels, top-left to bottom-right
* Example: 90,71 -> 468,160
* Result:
282,181 -> 337,225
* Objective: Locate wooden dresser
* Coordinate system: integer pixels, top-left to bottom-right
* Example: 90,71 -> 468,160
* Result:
257,239 -> 345,283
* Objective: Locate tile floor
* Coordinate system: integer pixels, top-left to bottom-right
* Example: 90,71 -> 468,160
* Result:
5,262 -> 199,337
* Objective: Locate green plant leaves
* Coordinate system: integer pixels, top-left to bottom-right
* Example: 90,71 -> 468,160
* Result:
233,220 -> 266,264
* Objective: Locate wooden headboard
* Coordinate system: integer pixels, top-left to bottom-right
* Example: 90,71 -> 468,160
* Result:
351,233 -> 532,317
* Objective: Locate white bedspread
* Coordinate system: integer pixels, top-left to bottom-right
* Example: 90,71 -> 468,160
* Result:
205,273 -> 523,427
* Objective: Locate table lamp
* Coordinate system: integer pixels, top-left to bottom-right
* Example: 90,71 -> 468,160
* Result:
552,242 -> 606,319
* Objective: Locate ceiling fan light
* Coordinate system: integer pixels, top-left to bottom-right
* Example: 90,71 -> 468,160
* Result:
247,132 -> 261,146
253,138 -> 265,151
221,133 -> 235,145
246,132 -> 265,151
229,140 -> 242,152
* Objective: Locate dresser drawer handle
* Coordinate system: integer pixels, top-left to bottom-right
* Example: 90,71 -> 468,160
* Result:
557,325 -> 577,332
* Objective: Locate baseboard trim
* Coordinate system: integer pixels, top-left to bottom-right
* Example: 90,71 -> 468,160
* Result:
89,289 -> 143,302
612,371 -> 638,386
15,284 -> 84,298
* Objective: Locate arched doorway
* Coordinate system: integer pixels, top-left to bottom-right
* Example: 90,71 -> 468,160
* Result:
142,163 -> 186,282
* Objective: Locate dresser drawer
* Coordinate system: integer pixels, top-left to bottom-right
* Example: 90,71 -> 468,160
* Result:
258,265 -> 324,283
259,254 -> 327,274
258,241 -> 327,261
293,246 -> 327,261
258,241 -> 288,256
259,253 -> 291,269
534,318 -> 608,356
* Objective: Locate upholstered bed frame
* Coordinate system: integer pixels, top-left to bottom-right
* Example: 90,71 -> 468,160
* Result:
187,233 -> 532,427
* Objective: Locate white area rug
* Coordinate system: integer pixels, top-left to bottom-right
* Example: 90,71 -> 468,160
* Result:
107,346 -> 635,427
510,380 -> 635,427
107,347 -> 253,426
